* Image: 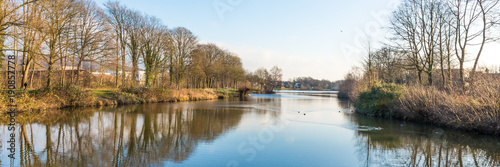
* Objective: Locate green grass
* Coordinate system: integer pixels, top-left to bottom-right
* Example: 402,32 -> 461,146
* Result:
215,88 -> 238,94
92,90 -> 116,99
213,88 -> 239,98
356,82 -> 403,117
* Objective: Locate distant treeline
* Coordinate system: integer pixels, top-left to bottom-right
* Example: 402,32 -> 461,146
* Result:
282,77 -> 342,90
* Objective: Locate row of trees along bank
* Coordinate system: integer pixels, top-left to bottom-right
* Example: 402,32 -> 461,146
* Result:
0,0 -> 277,90
339,0 -> 500,135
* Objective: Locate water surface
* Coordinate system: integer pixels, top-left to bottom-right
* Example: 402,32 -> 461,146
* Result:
1,91 -> 499,166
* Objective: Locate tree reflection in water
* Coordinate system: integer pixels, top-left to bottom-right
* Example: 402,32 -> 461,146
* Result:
11,95 -> 499,166
350,115 -> 500,167
15,103 -> 246,166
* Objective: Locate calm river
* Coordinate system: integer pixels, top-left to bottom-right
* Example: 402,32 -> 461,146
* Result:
1,91 -> 499,166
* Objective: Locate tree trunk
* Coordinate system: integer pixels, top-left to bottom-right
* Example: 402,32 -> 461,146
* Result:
47,60 -> 53,89
47,37 -> 57,89
470,1 -> 487,87
76,61 -> 83,86
22,58 -> 32,89
59,53 -> 65,87
121,47 -> 126,86
447,54 -> 452,89
427,71 -> 433,86
459,61 -> 465,88
115,37 -> 120,87
417,70 -> 423,85
90,61 -> 94,88
29,63 -> 35,88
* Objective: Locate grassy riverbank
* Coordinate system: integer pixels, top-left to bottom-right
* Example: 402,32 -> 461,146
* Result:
340,77 -> 500,136
0,86 -> 241,112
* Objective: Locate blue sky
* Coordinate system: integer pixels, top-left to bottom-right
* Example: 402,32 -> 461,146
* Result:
94,0 -> 500,81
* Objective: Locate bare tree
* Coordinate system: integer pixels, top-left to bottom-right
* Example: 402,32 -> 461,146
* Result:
269,66 -> 283,90
71,0 -> 111,86
252,66 -> 282,92
362,35 -> 375,82
390,0 -> 426,84
139,15 -> 167,86
470,0 -> 499,80
122,9 -> 143,86
371,47 -> 405,83
104,1 -> 128,87
40,0 -> 78,88
20,0 -> 46,89
254,68 -> 268,90
188,43 -> 246,89
436,3 -> 455,89
195,43 -> 223,88
450,0 -> 499,88
418,0 -> 441,85
390,0 -> 454,85
170,27 -> 197,89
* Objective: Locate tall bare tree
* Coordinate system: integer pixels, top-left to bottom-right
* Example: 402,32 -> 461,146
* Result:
470,0 -> 499,80
450,0 -> 499,88
72,0 -> 110,86
418,0 -> 441,85
270,66 -> 283,90
20,0 -> 45,89
40,0 -> 78,88
139,15 -> 167,86
192,43 -> 223,88
390,0 -> 426,84
170,27 -> 197,89
105,1 -> 128,87
436,3 -> 455,89
120,9 -> 142,86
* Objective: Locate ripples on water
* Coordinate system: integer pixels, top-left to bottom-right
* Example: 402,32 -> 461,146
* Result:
1,90 -> 499,166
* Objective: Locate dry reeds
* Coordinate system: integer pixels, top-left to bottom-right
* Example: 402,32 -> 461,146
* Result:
114,87 -> 218,104
1,86 -> 220,113
393,74 -> 500,135
347,72 -> 500,135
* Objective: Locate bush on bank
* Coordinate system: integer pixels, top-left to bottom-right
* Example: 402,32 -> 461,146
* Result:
355,82 -> 403,117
